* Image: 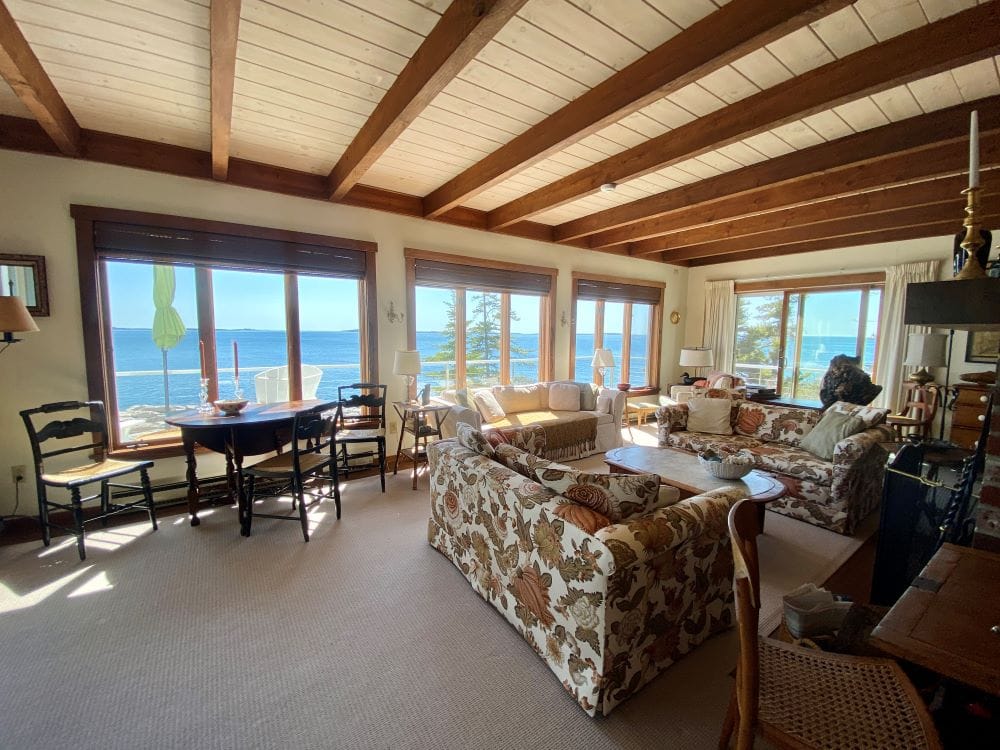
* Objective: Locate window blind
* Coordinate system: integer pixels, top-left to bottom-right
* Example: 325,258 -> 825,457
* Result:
574,277 -> 662,305
93,222 -> 368,279
411,257 -> 552,295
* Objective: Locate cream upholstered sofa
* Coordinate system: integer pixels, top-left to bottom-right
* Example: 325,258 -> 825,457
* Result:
656,399 -> 892,535
427,428 -> 744,716
434,382 -> 625,460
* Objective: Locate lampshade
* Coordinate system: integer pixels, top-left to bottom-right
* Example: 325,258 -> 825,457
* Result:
679,347 -> 714,368
591,348 -> 614,368
904,278 -> 1000,331
393,349 -> 421,376
0,296 -> 39,334
903,333 -> 948,367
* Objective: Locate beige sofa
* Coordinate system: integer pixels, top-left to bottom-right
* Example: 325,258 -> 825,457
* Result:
427,432 -> 744,715
434,381 -> 626,460
657,399 -> 892,535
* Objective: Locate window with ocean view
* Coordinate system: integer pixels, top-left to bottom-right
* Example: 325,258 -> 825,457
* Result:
570,273 -> 663,389
406,249 -> 555,394
74,207 -> 377,455
734,280 -> 883,401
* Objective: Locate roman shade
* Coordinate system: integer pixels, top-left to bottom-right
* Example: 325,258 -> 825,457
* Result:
411,257 -> 552,295
574,277 -> 662,305
92,221 -> 369,279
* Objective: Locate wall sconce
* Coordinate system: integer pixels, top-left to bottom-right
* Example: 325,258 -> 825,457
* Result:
0,295 -> 39,354
386,301 -> 404,324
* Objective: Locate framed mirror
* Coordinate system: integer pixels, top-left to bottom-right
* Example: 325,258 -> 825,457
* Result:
0,253 -> 49,317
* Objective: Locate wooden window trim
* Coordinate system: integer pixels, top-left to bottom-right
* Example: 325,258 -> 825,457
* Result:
74,206 -> 378,458
734,272 -> 884,294
569,272 -> 665,388
404,249 -> 556,388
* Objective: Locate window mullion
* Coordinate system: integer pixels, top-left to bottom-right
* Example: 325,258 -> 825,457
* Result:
856,287 -> 870,361
455,289 -> 467,389
284,273 -> 302,401
621,302 -> 632,385
195,266 -> 219,402
594,300 -> 605,385
500,293 -> 511,385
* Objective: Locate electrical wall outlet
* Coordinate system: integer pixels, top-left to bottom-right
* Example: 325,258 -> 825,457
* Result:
11,465 -> 26,483
388,421 -> 399,435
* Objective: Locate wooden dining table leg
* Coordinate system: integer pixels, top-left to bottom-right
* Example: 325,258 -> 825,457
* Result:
183,432 -> 202,527
228,433 -> 250,536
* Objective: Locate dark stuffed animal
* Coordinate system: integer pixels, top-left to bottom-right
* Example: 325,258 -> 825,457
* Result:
819,354 -> 882,408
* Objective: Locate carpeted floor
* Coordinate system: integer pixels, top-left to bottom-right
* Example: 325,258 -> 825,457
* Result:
0,426 -> 873,749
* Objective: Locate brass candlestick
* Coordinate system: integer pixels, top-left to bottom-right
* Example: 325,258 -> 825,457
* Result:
955,186 -> 987,280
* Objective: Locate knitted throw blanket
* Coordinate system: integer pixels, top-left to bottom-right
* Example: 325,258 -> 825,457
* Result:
541,416 -> 598,461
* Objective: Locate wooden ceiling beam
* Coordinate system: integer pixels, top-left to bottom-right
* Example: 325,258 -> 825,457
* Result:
660,196 -> 1000,262
0,0 -> 79,155
655,175 -> 987,261
556,98 -> 1000,244
420,0 -> 848,218
327,0 -> 528,201
627,131 -> 1000,256
210,0 -> 241,181
685,215 -> 1000,267
487,2 -> 1000,229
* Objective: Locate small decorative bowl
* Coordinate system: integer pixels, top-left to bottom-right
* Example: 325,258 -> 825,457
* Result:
616,383 -> 631,391
698,449 -> 754,480
214,399 -> 249,416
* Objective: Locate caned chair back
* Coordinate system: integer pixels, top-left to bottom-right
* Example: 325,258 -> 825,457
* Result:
20,401 -> 110,474
336,383 -> 387,434
728,499 -> 762,750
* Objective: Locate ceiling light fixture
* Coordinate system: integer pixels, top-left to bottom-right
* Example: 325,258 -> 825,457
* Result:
599,182 -> 617,193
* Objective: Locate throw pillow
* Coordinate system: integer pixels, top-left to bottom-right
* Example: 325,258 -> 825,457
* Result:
456,423 -> 495,458
799,410 -> 866,461
485,425 -> 547,456
827,401 -> 889,428
574,381 -> 599,411
471,389 -> 506,424
549,382 -> 581,411
454,388 -> 470,408
501,446 -> 573,481
596,392 -> 614,414
533,467 -> 660,522
492,384 -> 545,413
552,501 -> 611,534
686,397 -> 734,435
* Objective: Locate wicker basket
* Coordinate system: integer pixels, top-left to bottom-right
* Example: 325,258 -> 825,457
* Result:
698,454 -> 753,480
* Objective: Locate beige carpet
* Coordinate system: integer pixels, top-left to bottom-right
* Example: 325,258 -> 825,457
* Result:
0,426 -> 873,750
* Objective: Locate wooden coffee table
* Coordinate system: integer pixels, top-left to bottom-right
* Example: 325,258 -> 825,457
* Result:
604,445 -> 785,532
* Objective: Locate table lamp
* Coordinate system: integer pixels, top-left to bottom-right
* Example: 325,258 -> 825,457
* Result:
591,348 -> 614,384
0,295 -> 39,354
393,349 -> 421,400
903,332 -> 948,386
679,346 -> 714,383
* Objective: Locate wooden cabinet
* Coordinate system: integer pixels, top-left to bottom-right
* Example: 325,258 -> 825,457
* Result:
949,383 -> 989,449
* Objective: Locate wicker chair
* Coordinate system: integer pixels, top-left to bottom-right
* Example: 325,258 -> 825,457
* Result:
719,499 -> 941,750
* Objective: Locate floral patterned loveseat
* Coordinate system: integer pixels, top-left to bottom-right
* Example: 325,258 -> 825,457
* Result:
656,400 -> 893,535
427,433 -> 744,716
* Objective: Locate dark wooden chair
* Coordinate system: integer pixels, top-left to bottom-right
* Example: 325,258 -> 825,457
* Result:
20,400 -> 157,561
334,383 -> 387,492
241,404 -> 340,541
886,383 -> 941,440
719,499 -> 941,750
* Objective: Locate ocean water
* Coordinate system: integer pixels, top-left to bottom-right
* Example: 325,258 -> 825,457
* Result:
112,328 -> 873,410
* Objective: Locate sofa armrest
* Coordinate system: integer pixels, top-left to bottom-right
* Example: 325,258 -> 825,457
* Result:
593,488 -> 744,572
438,402 -> 482,438
832,425 -> 894,467
597,387 -> 626,423
655,403 -> 689,446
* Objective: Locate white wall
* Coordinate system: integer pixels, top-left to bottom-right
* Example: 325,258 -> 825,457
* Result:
0,149 -> 686,515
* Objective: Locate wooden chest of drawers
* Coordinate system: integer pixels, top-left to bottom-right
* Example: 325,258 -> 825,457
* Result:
949,383 -> 989,449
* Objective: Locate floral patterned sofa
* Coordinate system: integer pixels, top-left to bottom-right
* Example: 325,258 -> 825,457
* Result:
427,429 -> 744,716
656,399 -> 893,535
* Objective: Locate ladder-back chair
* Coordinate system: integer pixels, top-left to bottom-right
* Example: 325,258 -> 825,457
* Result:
335,383 -> 387,492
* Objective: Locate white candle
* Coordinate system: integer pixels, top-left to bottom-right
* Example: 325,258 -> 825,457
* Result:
969,110 -> 979,189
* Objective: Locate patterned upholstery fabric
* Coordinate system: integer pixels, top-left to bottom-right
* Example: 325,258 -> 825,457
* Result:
534,466 -> 662,522
484,424 -> 547,456
656,401 -> 889,535
428,439 -> 744,716
827,401 -> 889,428
456,423 -> 494,457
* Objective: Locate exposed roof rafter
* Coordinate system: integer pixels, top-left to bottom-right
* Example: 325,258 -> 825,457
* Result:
210,0 -> 241,181
0,0 -> 79,156
486,2 -> 1000,229
421,0 -> 850,218
327,0 -> 529,201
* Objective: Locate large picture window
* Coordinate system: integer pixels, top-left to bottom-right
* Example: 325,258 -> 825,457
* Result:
405,249 -> 555,395
570,273 -> 664,388
733,275 -> 883,400
73,206 -> 378,455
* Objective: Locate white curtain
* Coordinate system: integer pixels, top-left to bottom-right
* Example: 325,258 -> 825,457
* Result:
703,279 -> 737,372
874,260 -> 941,409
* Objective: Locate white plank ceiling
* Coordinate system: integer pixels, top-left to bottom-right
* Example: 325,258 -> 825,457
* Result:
0,0 -> 994,230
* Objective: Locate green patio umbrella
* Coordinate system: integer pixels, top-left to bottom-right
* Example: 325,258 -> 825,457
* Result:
151,265 -> 186,412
